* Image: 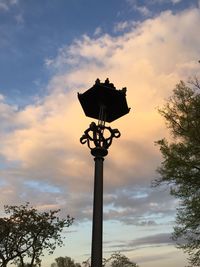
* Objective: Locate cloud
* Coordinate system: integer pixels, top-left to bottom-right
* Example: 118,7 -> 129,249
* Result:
125,0 -> 151,16
1,7 -> 200,227
94,27 -> 102,36
0,0 -> 18,11
135,5 -> 151,16
149,0 -> 182,4
171,0 -> 182,3
131,233 -> 174,247
105,232 -> 175,253
15,13 -> 24,25
114,21 -> 139,33
0,95 -> 18,131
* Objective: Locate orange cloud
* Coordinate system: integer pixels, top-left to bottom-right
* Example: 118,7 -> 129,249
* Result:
0,8 -> 200,220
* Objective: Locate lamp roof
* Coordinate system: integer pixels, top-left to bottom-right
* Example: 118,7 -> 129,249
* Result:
78,78 -> 130,123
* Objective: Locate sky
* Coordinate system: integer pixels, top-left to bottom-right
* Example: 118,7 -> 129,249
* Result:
1,0 -> 200,266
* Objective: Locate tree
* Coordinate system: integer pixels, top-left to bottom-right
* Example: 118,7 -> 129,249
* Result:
81,253 -> 138,267
0,203 -> 74,267
54,256 -> 81,267
155,79 -> 200,266
106,252 -> 139,267
81,257 -> 107,267
0,216 -> 26,267
52,253 -> 139,267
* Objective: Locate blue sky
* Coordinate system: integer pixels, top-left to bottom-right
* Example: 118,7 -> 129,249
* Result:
1,0 -> 200,266
0,0 -> 198,101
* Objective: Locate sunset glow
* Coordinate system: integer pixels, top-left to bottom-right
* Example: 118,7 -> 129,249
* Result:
1,1 -> 200,266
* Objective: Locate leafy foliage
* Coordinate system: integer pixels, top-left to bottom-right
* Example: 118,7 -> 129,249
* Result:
0,203 -> 74,267
52,256 -> 81,267
155,79 -> 200,266
106,252 -> 139,267
52,253 -> 138,267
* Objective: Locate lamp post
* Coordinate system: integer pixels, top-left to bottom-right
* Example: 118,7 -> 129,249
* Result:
78,78 -> 130,267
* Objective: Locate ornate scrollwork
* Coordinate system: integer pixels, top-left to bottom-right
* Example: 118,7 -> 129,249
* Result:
80,122 -> 121,153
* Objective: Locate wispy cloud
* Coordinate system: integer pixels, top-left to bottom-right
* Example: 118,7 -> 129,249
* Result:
147,0 -> 182,4
107,232 -> 174,251
125,0 -> 151,16
131,233 -> 174,247
0,0 -> 18,11
114,21 -> 139,33
171,0 -> 182,3
15,13 -> 24,24
94,27 -> 102,36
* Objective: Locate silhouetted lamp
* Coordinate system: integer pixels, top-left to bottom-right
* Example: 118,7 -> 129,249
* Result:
78,78 -> 130,267
78,78 -> 130,123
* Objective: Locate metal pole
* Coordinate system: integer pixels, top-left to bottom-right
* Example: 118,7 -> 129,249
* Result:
80,123 -> 120,267
91,154 -> 104,267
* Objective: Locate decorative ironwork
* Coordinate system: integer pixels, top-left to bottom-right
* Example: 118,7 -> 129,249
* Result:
80,122 -> 120,153
78,79 -> 130,267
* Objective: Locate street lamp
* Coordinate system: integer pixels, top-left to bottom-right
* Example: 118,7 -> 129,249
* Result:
78,78 -> 130,267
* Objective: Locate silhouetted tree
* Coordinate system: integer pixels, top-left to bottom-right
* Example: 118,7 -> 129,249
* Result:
81,252 -> 138,267
81,259 -> 90,267
54,256 -> 81,267
106,252 -> 139,267
155,79 -> 200,266
51,253 -> 138,267
82,256 -> 110,267
0,203 -> 73,267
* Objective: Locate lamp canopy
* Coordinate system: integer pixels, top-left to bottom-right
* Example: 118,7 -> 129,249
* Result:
78,78 -> 130,123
